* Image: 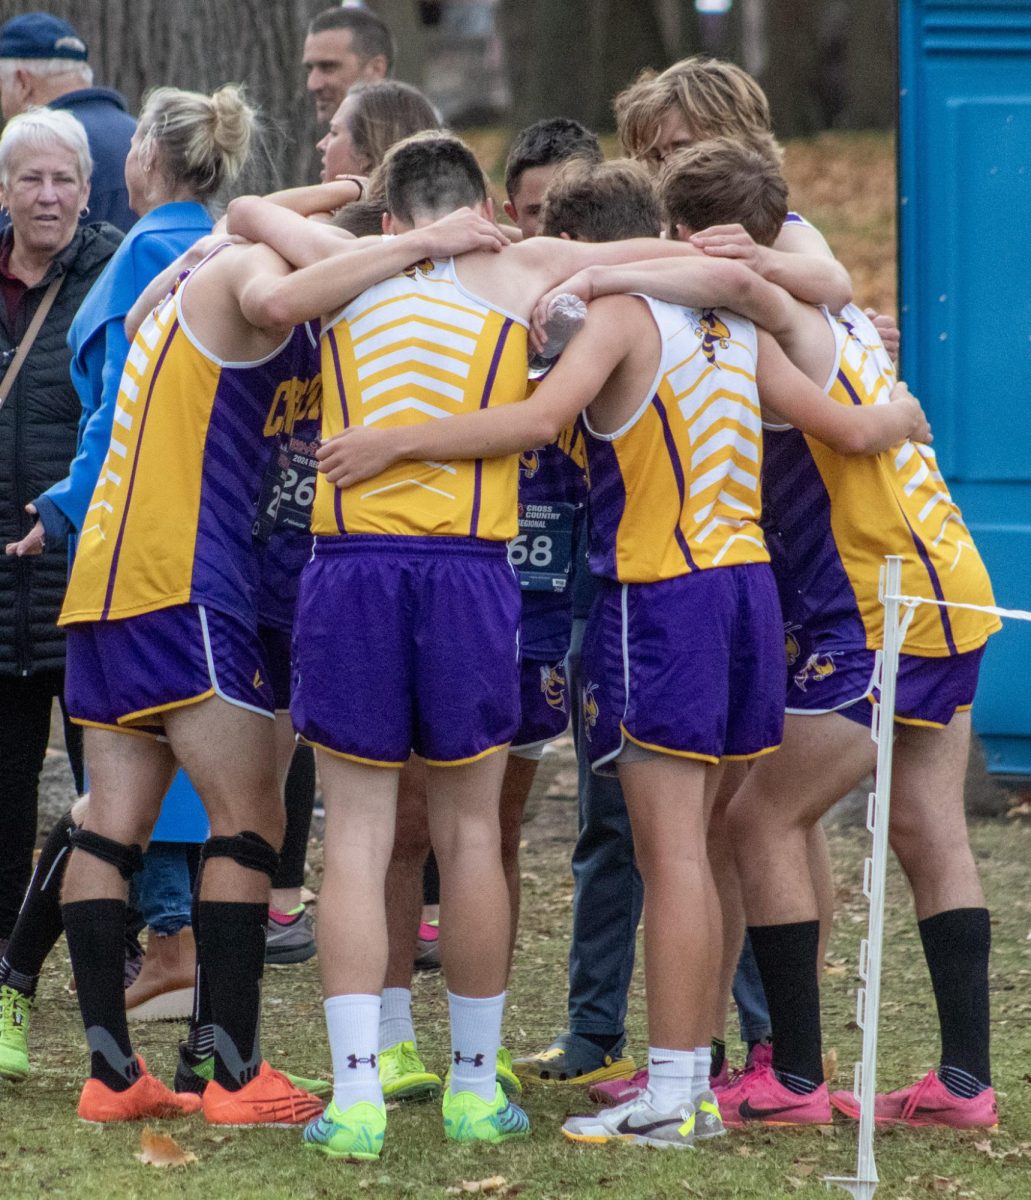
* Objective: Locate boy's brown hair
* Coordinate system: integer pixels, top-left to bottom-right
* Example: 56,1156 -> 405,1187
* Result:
615,56 -> 779,164
541,158 -> 661,242
659,135 -> 788,248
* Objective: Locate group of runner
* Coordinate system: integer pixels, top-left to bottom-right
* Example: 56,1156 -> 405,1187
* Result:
0,38 -> 999,1163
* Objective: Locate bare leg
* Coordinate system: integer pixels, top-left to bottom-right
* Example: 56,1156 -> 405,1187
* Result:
618,755 -> 712,1050
317,754 -> 399,997
383,759 -> 429,989
808,823 -> 835,967
499,754 -> 539,969
706,761 -> 748,1042
426,752 -> 510,997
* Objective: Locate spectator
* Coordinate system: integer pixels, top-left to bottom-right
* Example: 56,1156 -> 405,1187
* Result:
0,107 -> 120,952
0,12 -> 136,232
303,6 -> 393,124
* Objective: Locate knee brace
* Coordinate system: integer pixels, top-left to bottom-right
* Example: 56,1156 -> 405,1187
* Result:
200,830 -> 279,879
67,828 -> 144,881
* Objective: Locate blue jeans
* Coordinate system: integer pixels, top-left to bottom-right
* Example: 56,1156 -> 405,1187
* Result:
135,842 -> 192,936
566,616 -> 771,1043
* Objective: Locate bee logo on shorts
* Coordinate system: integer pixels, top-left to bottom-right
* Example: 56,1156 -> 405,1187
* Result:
695,310 -> 731,365
581,681 -> 600,739
403,258 -> 434,278
793,652 -> 838,693
540,663 -> 567,712
520,449 -> 540,479
784,623 -> 803,667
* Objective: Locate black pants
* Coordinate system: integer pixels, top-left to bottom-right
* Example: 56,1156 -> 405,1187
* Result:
0,669 -> 84,938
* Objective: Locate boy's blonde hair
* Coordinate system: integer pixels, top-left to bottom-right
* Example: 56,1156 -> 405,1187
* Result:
615,56 -> 779,164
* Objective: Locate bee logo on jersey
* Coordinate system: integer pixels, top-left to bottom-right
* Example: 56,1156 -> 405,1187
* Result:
784,623 -> 803,667
520,449 -> 541,480
581,681 -> 600,739
402,258 -> 434,278
694,310 -> 731,365
793,651 -> 838,693
540,663 -> 567,711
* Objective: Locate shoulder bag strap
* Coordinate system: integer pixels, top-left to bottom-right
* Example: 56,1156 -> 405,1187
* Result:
0,274 -> 65,414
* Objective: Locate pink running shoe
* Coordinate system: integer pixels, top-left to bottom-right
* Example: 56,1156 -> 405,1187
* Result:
709,1059 -> 730,1089
589,1067 -> 648,1106
717,1064 -> 831,1128
830,1070 -> 998,1129
745,1041 -> 773,1073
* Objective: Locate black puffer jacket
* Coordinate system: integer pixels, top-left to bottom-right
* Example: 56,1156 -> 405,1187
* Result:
0,222 -> 122,677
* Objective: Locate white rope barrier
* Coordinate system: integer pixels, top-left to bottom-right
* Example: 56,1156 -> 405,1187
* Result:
826,558 -> 1024,1200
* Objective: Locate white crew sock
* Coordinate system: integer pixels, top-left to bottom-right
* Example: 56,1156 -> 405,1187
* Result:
379,987 -> 415,1051
448,991 -> 504,1103
693,1045 -> 713,1098
325,993 -> 383,1109
645,1046 -> 695,1110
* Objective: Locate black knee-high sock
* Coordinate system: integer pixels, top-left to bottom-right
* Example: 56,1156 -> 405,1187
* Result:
748,921 -> 824,1092
272,745 -> 315,892
62,899 -> 140,1091
918,907 -> 992,1091
197,901 -> 268,1090
0,812 -> 76,995
184,877 -> 215,1059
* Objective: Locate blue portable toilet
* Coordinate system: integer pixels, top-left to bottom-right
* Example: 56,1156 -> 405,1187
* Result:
897,0 -> 1031,772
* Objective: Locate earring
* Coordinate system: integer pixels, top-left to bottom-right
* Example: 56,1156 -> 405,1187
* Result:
80,205 -> 90,217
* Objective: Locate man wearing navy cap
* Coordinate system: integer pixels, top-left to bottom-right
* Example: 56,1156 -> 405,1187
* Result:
0,12 -> 136,231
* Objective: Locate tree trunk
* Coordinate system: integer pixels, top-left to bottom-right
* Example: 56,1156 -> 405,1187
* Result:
840,0 -> 896,130
760,0 -> 827,138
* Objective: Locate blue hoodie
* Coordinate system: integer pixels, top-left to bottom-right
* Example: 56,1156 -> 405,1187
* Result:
50,86 -> 137,233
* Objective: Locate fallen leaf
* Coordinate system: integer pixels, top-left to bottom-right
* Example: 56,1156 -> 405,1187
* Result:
134,1127 -> 197,1169
445,1177 -> 510,1196
822,1047 -> 839,1084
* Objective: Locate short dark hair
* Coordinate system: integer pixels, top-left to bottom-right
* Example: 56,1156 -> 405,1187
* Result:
331,196 -> 389,237
308,7 -> 395,73
383,132 -> 488,225
541,158 -> 661,243
504,117 -> 603,200
660,135 -> 787,247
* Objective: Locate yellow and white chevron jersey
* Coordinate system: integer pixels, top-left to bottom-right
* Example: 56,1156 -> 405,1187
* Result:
584,295 -> 768,583
762,305 -> 999,656
314,257 -> 530,539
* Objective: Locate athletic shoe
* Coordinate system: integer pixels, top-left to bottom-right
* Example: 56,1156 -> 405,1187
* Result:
379,1040 -> 442,1101
414,919 -> 440,971
589,1067 -> 648,1105
710,1059 -> 730,1089
513,1030 -> 636,1086
202,1060 -> 325,1126
717,1064 -> 831,1128
745,1040 -> 774,1074
692,1089 -> 727,1139
124,928 -> 196,1021
174,1042 -> 331,1099
495,1046 -> 522,1098
562,1095 -> 697,1149
78,1062 -> 203,1122
265,906 -> 316,965
707,1040 -> 771,1092
0,985 -> 31,1083
443,1082 -> 530,1144
303,1098 -> 386,1161
830,1069 -> 998,1129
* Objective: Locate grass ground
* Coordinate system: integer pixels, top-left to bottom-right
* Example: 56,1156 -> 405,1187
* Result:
6,132 -> 1028,1198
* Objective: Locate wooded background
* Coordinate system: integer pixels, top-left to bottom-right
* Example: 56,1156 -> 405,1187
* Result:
0,0 -> 896,192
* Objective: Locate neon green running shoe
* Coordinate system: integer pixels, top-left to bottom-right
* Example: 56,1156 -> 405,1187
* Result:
443,1082 -> 530,1145
174,1042 -> 330,1099
379,1040 -> 442,1101
446,1047 -> 522,1099
303,1099 -> 386,1160
0,985 -> 31,1083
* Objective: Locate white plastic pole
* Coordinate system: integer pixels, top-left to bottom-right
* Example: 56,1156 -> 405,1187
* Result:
826,555 -> 910,1200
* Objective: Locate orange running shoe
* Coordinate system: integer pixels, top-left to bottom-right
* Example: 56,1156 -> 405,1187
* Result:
202,1061 -> 325,1126
78,1064 -> 203,1123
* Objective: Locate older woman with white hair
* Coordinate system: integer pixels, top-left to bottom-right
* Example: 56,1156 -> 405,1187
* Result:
0,106 -> 120,949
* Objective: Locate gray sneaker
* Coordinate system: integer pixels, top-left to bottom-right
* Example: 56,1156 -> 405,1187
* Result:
265,907 -> 316,965
693,1089 -> 726,1139
562,1095 -> 697,1150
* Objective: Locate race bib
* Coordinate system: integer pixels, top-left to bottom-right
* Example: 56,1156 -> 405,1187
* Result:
510,502 -> 576,592
252,435 -> 319,542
